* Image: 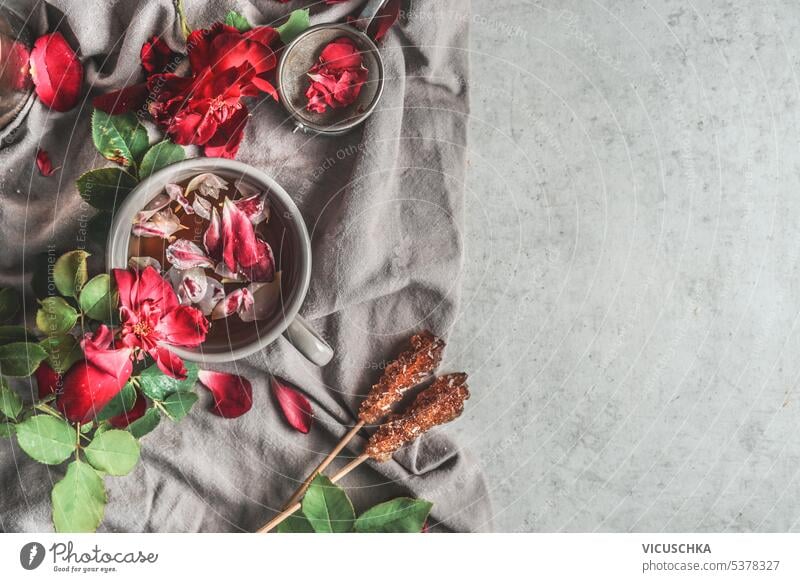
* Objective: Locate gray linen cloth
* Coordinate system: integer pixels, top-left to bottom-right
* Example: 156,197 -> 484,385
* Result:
0,0 -> 491,532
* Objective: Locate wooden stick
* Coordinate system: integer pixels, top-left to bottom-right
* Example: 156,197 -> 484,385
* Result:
257,453 -> 369,533
280,421 -> 365,511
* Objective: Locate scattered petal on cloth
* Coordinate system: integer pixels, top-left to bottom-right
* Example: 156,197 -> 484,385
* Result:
29,32 -> 83,111
35,149 -> 57,176
198,370 -> 253,418
271,375 -> 313,433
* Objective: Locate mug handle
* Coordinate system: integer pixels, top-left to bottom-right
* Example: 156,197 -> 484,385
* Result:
284,315 -> 334,366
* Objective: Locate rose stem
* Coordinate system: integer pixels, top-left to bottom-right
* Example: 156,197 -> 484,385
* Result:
257,453 -> 369,533
280,421 -> 365,511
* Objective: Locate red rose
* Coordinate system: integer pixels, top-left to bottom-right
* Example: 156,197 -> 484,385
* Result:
56,326 -> 134,423
147,23 -> 280,159
114,266 -> 208,380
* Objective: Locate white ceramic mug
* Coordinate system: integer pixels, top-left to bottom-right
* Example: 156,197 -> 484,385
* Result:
106,158 -> 334,366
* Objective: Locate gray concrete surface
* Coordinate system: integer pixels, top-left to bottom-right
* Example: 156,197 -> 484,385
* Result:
445,0 -> 800,531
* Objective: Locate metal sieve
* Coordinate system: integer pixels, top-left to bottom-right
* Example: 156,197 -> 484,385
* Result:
276,0 -> 387,136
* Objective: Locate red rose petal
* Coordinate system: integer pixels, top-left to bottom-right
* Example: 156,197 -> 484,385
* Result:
141,35 -> 178,74
221,197 -> 260,272
211,287 -> 254,320
36,148 -> 58,176
35,362 -> 61,399
198,370 -> 253,418
234,192 -> 269,224
92,83 -> 149,115
29,32 -> 83,112
271,375 -> 313,434
202,103 -> 249,159
244,238 -> 276,283
319,37 -> 363,72
166,240 -> 215,270
371,0 -> 401,42
204,207 -> 223,259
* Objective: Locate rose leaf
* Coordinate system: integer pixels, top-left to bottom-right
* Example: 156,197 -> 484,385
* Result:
0,342 -> 48,377
79,274 -> 118,323
138,140 -> 186,179
35,296 -> 79,336
76,168 -> 138,212
52,250 -> 91,298
52,460 -> 107,533
301,474 -> 355,533
354,498 -> 433,533
15,415 -> 76,464
84,429 -> 141,476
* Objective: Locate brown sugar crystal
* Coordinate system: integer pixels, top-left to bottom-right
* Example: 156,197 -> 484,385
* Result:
365,373 -> 470,462
358,331 -> 445,424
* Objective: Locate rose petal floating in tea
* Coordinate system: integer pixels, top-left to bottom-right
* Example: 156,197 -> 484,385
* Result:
222,197 -> 261,272
270,375 -> 313,434
234,192 -> 270,225
211,287 -> 254,320
198,370 -> 253,418
204,207 -> 223,259
196,277 -> 225,316
128,256 -> 163,272
185,172 -> 229,199
167,267 -> 208,305
132,208 -> 185,239
165,239 -> 215,270
242,238 -> 276,283
192,195 -> 213,220
165,183 -> 194,214
240,272 -> 282,322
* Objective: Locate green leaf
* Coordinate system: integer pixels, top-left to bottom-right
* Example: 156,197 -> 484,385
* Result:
277,8 -> 310,44
39,334 -> 83,374
87,212 -> 114,247
276,510 -> 315,533
160,391 -> 197,421
0,342 -> 48,377
79,274 -> 118,322
52,460 -> 106,533
36,297 -> 79,336
77,168 -> 138,212
224,10 -> 251,32
53,250 -> 91,299
0,421 -> 15,438
0,325 -> 29,346
138,361 -> 198,400
301,474 -> 355,533
91,110 -> 149,168
127,407 -> 160,439
84,429 -> 140,475
0,380 -> 23,419
354,498 -> 433,533
15,415 -> 76,464
96,382 -> 137,421
0,287 -> 21,323
138,140 -> 185,179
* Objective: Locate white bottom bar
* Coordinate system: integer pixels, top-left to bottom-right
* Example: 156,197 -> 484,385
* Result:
1,533 -> 796,581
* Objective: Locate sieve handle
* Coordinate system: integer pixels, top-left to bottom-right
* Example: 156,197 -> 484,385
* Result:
351,0 -> 389,33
